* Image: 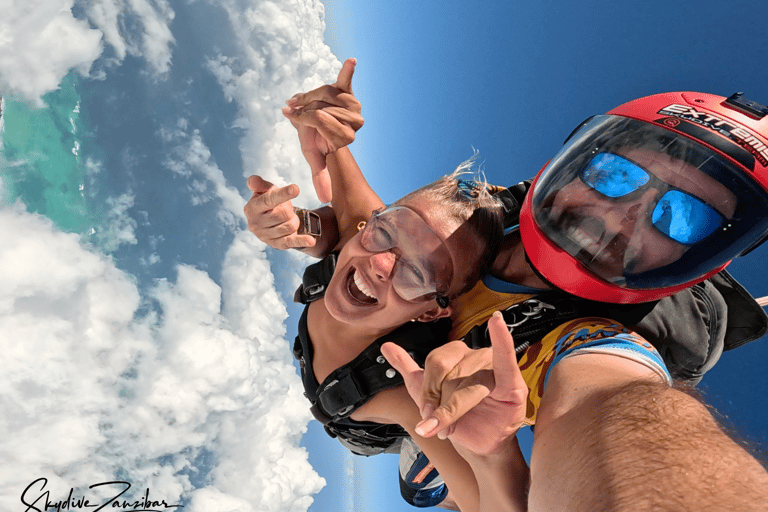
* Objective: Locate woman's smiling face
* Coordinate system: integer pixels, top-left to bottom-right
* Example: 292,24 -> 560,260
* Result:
323,198 -> 483,332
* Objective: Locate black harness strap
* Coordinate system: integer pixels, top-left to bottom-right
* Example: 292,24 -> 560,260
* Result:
311,318 -> 452,422
461,291 -> 657,353
460,269 -> 767,382
294,252 -> 338,304
492,180 -> 531,229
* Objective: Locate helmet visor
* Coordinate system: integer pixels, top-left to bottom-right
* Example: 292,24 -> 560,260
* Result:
531,115 -> 768,290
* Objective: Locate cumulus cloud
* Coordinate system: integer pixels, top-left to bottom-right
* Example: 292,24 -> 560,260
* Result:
210,0 -> 341,208
86,0 -> 177,75
0,0 -> 175,104
0,205 -> 323,511
162,121 -> 246,229
0,0 -> 102,105
92,192 -> 139,251
2,0 -> 344,510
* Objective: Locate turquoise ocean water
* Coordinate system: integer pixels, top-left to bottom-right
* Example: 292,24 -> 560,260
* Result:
0,73 -> 97,237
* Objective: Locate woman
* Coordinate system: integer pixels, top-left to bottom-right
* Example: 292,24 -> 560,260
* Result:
297,166 -> 514,512
248,60 -> 529,510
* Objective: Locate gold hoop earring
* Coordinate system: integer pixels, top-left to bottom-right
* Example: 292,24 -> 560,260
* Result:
357,221 -> 366,232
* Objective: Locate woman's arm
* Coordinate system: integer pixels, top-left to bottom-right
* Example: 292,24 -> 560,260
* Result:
353,385 -> 481,512
455,440 -> 529,512
245,59 -> 384,254
326,147 -> 385,246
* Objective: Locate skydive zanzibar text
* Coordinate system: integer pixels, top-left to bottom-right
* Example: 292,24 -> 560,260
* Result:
659,103 -> 768,166
20,478 -> 183,512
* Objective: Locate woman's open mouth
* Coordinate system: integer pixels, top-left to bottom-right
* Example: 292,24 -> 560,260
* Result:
346,268 -> 378,305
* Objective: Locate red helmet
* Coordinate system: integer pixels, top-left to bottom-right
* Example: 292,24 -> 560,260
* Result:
520,91 -> 768,303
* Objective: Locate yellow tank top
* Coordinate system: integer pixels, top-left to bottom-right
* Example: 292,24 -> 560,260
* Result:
449,280 -> 534,340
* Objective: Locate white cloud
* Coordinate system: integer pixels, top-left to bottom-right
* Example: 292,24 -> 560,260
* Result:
210,0 -> 341,209
1,0 -> 344,510
162,124 -> 247,228
84,0 -> 175,76
0,0 -> 103,105
0,0 -> 175,104
122,0 -> 176,74
93,192 -> 139,251
0,205 -> 323,511
87,0 -> 128,61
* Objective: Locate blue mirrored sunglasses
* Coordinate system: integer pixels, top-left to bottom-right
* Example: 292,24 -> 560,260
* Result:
580,153 -> 726,245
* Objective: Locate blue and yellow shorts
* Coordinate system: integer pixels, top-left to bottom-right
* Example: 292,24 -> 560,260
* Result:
519,317 -> 672,425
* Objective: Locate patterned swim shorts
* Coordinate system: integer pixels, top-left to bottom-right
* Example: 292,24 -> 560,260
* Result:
518,317 -> 672,425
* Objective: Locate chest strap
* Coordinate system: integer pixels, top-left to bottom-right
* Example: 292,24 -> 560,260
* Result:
461,291 -> 657,353
294,252 -> 338,304
299,317 -> 453,424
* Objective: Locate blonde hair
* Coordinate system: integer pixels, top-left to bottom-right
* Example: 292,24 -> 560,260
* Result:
395,154 -> 504,297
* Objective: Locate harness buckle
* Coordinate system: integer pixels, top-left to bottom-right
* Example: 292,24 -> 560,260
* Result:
498,298 -> 557,330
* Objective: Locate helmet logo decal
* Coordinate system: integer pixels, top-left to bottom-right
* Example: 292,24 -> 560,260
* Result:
658,104 -> 768,167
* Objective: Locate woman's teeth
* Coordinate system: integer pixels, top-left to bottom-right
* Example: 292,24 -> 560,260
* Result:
353,270 -> 377,300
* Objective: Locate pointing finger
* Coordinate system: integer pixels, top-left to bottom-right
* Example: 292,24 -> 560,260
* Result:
488,311 -> 527,403
247,175 -> 275,195
259,183 -> 300,210
265,233 -> 318,251
283,103 -> 363,130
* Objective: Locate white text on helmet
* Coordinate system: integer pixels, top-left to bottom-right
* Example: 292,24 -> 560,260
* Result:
658,104 -> 768,166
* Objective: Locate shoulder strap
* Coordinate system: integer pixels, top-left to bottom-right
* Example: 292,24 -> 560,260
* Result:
292,306 -> 409,453
294,252 -> 338,304
460,271 -> 767,382
460,291 -> 620,354
490,180 -> 532,229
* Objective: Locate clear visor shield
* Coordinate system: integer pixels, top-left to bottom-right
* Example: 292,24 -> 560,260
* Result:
531,115 -> 768,290
360,206 -> 454,301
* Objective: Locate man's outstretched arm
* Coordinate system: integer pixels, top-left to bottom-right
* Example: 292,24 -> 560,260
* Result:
531,353 -> 768,511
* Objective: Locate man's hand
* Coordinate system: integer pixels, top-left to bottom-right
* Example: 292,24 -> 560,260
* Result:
382,312 -> 529,456
244,175 -> 317,250
282,58 -> 363,203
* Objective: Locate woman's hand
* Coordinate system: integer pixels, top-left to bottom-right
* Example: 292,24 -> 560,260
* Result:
282,58 -> 363,203
244,175 -> 317,250
382,311 -> 529,457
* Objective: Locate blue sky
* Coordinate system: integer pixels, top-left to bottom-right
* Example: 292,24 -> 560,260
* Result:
306,1 -> 768,511
0,1 -> 766,511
